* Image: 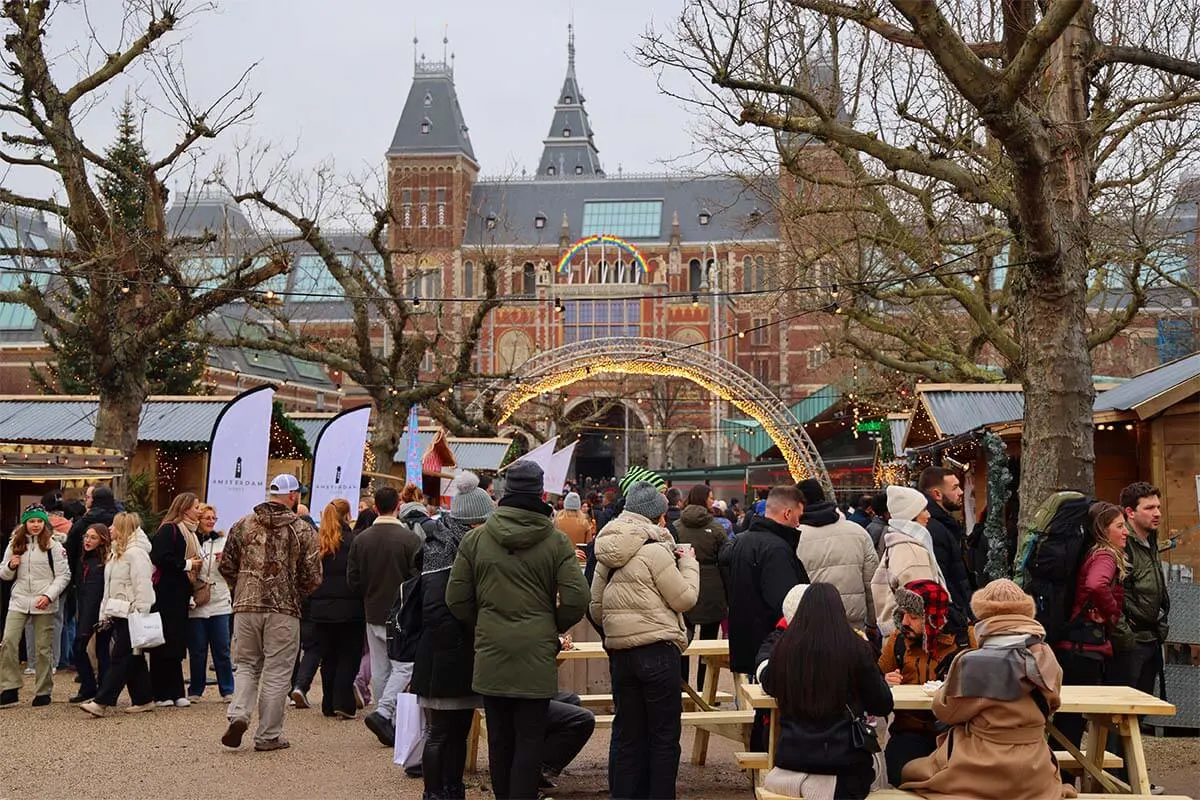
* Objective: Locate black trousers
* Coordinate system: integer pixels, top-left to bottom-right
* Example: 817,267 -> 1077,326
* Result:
94,619 -> 152,707
1106,641 -> 1163,784
1055,649 -> 1106,765
423,708 -> 475,799
544,691 -> 596,775
609,641 -> 683,800
291,618 -> 321,693
885,729 -> 937,788
73,627 -> 111,698
681,622 -> 720,685
314,619 -> 365,716
482,695 -> 550,800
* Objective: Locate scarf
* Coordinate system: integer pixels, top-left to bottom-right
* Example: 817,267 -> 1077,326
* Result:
948,614 -> 1056,703
887,519 -> 948,587
177,519 -> 201,562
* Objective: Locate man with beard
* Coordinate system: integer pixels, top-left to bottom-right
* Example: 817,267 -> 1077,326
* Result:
918,468 -> 973,613
877,579 -> 975,788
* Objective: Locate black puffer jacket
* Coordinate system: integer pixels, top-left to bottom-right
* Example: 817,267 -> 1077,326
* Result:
66,501 -> 118,586
75,549 -> 106,631
675,505 -> 728,626
924,498 -> 973,612
718,516 -> 809,674
412,517 -> 474,699
308,526 -> 361,624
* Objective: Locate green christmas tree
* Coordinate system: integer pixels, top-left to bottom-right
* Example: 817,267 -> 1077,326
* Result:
39,99 -> 206,396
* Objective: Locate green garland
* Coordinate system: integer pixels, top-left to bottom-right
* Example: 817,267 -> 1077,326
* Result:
981,431 -> 1013,581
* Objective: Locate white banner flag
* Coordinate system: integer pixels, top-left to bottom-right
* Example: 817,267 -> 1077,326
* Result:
205,385 -> 275,525
543,441 -> 577,496
513,436 -> 559,472
309,405 -> 371,515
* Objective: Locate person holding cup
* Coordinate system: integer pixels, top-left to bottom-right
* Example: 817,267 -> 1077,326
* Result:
589,480 -> 700,800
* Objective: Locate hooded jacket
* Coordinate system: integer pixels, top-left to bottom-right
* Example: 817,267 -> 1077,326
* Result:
796,502 -> 879,630
871,522 -> 945,636
673,504 -> 728,625
924,498 -> 973,612
66,498 -> 119,580
100,530 -> 154,619
589,510 -> 699,652
718,514 -> 809,674
0,534 -> 70,615
219,502 -> 323,618
1057,547 -> 1125,658
445,502 -> 590,698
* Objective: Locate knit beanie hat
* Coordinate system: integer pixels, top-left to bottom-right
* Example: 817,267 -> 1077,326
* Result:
796,478 -> 826,506
887,485 -> 927,522
563,491 -> 582,511
971,578 -> 1035,620
21,506 -> 50,527
619,465 -> 665,495
449,472 -> 494,524
625,480 -> 668,522
782,583 -> 809,623
504,459 -> 545,498
893,579 -> 949,644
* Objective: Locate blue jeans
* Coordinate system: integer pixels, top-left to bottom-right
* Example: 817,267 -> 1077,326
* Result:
608,641 -> 683,800
187,614 -> 234,697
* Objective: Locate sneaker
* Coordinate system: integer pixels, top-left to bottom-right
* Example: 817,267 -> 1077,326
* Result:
174,698 -> 191,708
1150,786 -> 1165,796
69,693 -> 94,704
0,689 -> 16,709
125,703 -> 156,714
353,684 -> 364,710
364,711 -> 396,747
289,688 -> 309,709
404,765 -> 423,779
334,709 -> 356,720
79,701 -> 107,718
31,695 -> 51,707
221,718 -> 249,750
254,737 -> 291,752
22,667 -> 34,676
155,700 -> 175,708
187,695 -> 204,704
221,694 -> 234,702
539,773 -> 558,791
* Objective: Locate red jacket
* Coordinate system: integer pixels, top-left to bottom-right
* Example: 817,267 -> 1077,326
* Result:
1057,548 -> 1124,658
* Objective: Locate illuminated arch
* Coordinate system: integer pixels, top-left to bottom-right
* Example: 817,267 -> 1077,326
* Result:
469,337 -> 830,490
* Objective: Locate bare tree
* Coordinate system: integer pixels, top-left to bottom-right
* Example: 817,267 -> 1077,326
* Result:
0,1 -> 292,456
643,0 -> 1200,518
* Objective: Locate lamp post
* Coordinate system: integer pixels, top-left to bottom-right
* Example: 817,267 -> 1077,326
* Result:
707,243 -> 722,467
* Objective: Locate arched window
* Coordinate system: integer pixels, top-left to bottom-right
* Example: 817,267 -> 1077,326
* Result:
522,262 -> 537,296
742,256 -> 753,291
755,256 -> 768,290
688,259 -> 704,292
463,261 -> 474,297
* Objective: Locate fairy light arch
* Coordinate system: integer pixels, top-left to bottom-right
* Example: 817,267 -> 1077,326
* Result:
469,337 -> 831,491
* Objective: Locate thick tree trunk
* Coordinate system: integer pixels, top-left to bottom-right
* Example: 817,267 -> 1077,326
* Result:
370,403 -> 406,489
93,380 -> 147,461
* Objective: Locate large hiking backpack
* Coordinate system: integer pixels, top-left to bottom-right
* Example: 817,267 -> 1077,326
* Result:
1014,491 -> 1093,643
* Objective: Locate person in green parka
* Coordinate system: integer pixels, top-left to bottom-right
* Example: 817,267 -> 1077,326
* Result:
446,459 -> 589,800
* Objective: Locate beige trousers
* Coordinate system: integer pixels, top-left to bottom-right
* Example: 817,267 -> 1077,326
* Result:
1,610 -> 54,696
227,612 -> 300,745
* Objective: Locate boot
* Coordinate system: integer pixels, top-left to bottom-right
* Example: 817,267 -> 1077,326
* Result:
445,783 -> 467,800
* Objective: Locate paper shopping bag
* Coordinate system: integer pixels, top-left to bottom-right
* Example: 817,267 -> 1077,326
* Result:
392,692 -> 426,770
129,611 -> 165,650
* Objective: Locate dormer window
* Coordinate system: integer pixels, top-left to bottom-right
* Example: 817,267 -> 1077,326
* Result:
564,95 -> 574,104
423,92 -> 432,107
574,165 -> 584,175
547,165 -> 557,176
419,117 -> 431,135
698,209 -> 711,226
534,213 -> 547,230
485,213 -> 498,230
562,127 -> 572,137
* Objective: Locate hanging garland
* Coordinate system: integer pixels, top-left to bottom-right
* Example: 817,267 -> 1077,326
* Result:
981,430 -> 1013,581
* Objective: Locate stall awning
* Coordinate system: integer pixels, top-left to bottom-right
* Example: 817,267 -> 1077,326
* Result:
721,385 -> 841,458
0,465 -> 122,481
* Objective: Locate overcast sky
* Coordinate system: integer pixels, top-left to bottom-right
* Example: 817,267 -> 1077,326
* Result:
7,0 -> 704,200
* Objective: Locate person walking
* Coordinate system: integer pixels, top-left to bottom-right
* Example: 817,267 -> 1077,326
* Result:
80,512 -> 156,717
187,504 -> 234,702
348,485 -> 423,747
446,460 -> 590,800
149,492 -> 203,707
308,499 -> 364,719
674,483 -> 728,686
590,481 -> 699,800
413,471 -> 494,800
757,583 -> 894,800
0,506 -> 70,708
70,523 -> 111,703
871,486 -> 946,636
218,474 -> 323,752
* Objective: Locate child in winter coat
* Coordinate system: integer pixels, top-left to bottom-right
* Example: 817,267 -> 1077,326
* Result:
0,506 -> 71,708
71,524 -> 111,703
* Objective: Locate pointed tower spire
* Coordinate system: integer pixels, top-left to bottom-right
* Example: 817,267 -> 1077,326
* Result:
536,24 -> 603,179
387,40 -> 475,164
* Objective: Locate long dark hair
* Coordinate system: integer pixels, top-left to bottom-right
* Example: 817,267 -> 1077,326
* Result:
770,582 -> 871,721
686,484 -> 711,508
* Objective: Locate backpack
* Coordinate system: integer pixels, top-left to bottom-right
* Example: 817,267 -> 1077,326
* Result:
386,572 -> 423,662
1014,491 -> 1093,643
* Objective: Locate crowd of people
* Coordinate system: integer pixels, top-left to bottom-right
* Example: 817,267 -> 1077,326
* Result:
0,463 -> 1175,800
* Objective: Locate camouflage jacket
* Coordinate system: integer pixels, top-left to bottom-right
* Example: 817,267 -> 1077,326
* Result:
219,501 -> 322,617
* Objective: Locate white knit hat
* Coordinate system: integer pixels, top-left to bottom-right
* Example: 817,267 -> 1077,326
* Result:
782,583 -> 809,623
887,485 -> 928,522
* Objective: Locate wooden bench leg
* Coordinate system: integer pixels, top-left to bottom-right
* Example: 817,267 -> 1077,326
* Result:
689,656 -> 722,766
466,708 -> 482,773
1117,714 -> 1152,795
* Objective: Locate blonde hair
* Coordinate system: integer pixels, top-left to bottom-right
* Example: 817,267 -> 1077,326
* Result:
1088,501 -> 1130,580
318,498 -> 351,558
161,492 -> 199,526
110,512 -> 142,560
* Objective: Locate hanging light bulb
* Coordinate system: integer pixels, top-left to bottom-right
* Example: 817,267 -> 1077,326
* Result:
691,294 -> 699,307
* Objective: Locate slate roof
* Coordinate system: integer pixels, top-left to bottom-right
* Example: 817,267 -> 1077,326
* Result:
387,60 -> 476,162
1093,351 -> 1200,412
0,398 -> 227,444
918,386 -> 1026,438
204,315 -> 337,390
466,174 -> 778,246
165,191 -> 252,237
536,27 -> 603,179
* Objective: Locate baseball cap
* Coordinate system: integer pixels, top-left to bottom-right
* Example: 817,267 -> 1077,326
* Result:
269,473 -> 301,494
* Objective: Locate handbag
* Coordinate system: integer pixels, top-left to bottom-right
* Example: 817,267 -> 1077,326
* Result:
391,692 -> 426,770
848,705 -> 881,754
1063,602 -> 1106,648
129,611 -> 166,650
192,579 -> 212,608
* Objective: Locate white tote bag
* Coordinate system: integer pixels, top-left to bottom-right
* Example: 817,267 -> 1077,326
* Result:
392,693 -> 426,770
128,611 -> 165,650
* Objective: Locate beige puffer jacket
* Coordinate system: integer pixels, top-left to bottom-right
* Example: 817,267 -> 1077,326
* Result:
589,510 -> 700,653
796,513 -> 879,629
871,521 -> 945,636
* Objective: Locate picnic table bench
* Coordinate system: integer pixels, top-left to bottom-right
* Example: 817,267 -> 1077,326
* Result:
754,789 -> 1188,800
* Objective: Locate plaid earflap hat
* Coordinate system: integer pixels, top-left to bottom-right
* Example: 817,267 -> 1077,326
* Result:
893,579 -> 950,644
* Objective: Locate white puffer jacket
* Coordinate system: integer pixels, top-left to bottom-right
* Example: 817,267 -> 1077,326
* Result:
0,537 -> 70,615
796,512 -> 880,629
189,532 -> 233,619
100,529 -> 155,619
588,510 -> 699,653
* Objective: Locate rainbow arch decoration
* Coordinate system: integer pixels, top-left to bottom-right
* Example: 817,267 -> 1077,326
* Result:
556,234 -> 648,278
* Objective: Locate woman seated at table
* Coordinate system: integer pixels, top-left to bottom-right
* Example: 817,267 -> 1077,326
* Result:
901,579 -> 1070,800
758,582 -> 894,800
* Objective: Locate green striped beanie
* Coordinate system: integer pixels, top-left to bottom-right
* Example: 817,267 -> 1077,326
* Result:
619,465 -> 665,494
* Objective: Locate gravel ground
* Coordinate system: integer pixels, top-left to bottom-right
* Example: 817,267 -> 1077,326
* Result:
3,671 -> 1197,799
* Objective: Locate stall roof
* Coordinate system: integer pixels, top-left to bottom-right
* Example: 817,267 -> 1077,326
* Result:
916,384 -> 1027,442
888,413 -> 912,456
0,397 -> 231,444
720,385 -> 841,458
1093,352 -> 1200,419
393,430 -> 511,472
0,465 -> 121,481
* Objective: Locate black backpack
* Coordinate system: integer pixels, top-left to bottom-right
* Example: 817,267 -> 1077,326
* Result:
1016,491 -> 1093,643
386,572 -> 423,662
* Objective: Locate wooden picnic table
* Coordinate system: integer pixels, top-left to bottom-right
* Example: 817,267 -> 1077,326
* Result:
738,683 -> 1176,796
